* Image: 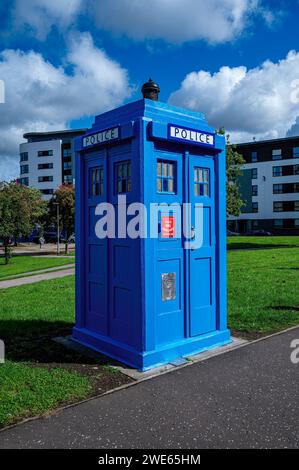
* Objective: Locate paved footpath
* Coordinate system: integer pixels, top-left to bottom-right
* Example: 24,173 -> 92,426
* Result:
0,327 -> 298,449
0,267 -> 75,289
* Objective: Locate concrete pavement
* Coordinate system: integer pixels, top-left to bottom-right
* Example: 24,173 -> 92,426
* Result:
0,267 -> 75,288
0,327 -> 298,449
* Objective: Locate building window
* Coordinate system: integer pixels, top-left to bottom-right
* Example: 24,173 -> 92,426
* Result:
20,152 -> 28,162
251,151 -> 258,163
272,149 -> 282,160
251,168 -> 258,179
252,220 -> 259,229
63,148 -> 72,158
20,164 -> 29,174
194,167 -> 209,197
64,176 -> 73,184
157,161 -> 176,194
273,166 -> 282,177
273,184 -> 283,194
38,176 -> 53,183
20,177 -> 29,186
295,201 -> 299,211
252,202 -> 258,213
294,165 -> 299,175
295,219 -> 299,227
63,162 -> 72,170
90,167 -> 104,197
252,185 -> 258,196
273,202 -> 283,212
38,150 -> 53,157
295,183 -> 299,193
38,163 -> 53,170
274,219 -> 283,228
40,189 -> 54,195
293,147 -> 299,158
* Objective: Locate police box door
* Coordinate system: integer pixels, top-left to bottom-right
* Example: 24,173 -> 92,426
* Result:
188,154 -> 216,337
84,152 -> 108,335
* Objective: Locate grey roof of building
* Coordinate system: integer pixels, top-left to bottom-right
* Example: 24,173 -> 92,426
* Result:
23,129 -> 88,139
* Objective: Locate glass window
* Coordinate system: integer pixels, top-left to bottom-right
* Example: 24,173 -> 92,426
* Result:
38,163 -> 53,170
273,166 -> 282,177
252,202 -> 258,213
251,151 -> 258,163
20,164 -> 29,174
274,219 -> 283,228
295,219 -> 299,227
273,202 -> 283,212
91,166 -> 104,197
295,201 -> 299,211
157,161 -> 176,194
38,150 -> 53,157
40,189 -> 54,195
251,168 -> 258,179
64,176 -> 73,184
252,185 -> 258,196
20,177 -> 29,186
20,152 -> 28,162
194,167 -> 210,197
293,147 -> 299,158
273,184 -> 283,194
294,165 -> 299,175
38,176 -> 53,183
115,161 -> 131,194
272,149 -> 282,160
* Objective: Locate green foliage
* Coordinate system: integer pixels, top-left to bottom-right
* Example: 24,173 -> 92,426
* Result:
0,182 -> 46,263
48,185 -> 75,254
217,128 -> 245,217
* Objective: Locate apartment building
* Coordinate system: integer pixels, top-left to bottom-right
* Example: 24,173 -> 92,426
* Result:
19,129 -> 87,200
228,136 -> 299,235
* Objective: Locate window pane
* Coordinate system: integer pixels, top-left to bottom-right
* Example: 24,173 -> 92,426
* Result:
194,184 -> 199,196
168,179 -> 174,193
157,178 -> 162,192
204,184 -> 209,196
204,169 -> 209,183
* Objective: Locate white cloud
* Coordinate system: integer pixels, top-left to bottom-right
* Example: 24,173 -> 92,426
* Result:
90,0 -> 261,44
12,0 -> 269,45
0,32 -> 131,181
169,50 -> 299,143
13,0 -> 83,39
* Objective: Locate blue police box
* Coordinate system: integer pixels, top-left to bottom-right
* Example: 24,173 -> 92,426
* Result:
73,80 -> 230,371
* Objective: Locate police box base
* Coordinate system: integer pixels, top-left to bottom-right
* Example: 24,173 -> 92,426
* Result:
72,327 -> 231,372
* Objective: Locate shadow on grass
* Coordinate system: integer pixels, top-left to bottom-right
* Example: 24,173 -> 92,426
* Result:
227,243 -> 298,250
267,305 -> 299,312
0,319 -> 111,366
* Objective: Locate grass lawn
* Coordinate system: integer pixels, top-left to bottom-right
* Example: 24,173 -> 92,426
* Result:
0,276 -> 131,428
228,247 -> 299,335
227,235 -> 299,250
0,256 -> 74,281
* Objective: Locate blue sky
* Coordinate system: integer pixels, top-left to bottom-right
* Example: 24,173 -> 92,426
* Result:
0,0 -> 299,180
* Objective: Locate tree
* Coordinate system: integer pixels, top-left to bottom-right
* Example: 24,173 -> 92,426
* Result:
217,128 -> 245,217
48,185 -> 75,254
0,182 -> 46,264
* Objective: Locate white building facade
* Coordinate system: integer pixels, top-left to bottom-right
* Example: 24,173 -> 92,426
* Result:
19,129 -> 87,200
228,136 -> 299,235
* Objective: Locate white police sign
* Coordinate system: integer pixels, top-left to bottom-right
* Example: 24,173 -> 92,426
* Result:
169,125 -> 215,147
83,127 -> 119,148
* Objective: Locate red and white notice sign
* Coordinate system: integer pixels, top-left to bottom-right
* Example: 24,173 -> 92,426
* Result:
162,216 -> 175,238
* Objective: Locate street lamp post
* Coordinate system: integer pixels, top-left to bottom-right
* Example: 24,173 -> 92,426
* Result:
54,202 -> 60,256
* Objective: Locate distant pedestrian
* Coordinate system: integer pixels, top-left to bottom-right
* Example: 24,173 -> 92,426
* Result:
39,236 -> 45,250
